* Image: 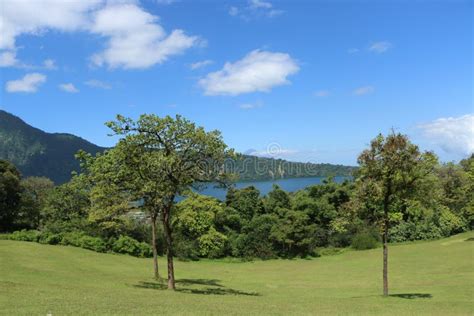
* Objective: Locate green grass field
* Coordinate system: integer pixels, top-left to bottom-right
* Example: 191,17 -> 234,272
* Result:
1,232 -> 473,315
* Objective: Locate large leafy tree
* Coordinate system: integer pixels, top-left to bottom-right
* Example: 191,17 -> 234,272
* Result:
86,114 -> 233,289
0,160 -> 22,231
18,177 -> 54,229
355,133 -> 437,296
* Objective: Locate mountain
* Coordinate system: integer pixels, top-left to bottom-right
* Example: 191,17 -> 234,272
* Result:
0,110 -> 105,183
0,110 -> 356,184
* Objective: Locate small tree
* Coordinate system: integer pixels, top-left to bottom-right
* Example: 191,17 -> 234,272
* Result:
0,160 -> 22,232
356,132 -> 437,296
87,114 -> 233,289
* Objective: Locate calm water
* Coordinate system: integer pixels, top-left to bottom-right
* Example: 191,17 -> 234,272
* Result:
195,176 -> 347,200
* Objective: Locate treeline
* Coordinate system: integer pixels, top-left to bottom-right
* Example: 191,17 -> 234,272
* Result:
1,154 -> 472,259
231,155 -> 356,181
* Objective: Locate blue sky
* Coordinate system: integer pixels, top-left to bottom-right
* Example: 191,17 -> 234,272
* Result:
0,0 -> 472,165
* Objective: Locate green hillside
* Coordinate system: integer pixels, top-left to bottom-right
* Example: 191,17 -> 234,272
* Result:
1,232 -> 473,315
0,110 -> 356,184
0,110 -> 104,184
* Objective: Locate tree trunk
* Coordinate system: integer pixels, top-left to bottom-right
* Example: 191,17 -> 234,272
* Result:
382,182 -> 391,297
162,206 -> 175,290
382,215 -> 389,296
151,213 -> 160,280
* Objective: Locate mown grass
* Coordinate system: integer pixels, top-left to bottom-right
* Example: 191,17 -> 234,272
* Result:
1,232 -> 473,315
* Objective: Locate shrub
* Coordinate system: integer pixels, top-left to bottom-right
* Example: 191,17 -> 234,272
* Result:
7,229 -> 40,242
79,235 -> 107,252
351,231 -> 379,250
198,228 -> 227,258
112,235 -> 152,257
38,232 -> 62,245
60,231 -> 87,247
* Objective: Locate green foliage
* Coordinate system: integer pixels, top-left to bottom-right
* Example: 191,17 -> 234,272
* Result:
198,227 -> 227,258
112,235 -> 152,257
0,160 -> 22,231
351,231 -> 379,250
0,110 -> 104,184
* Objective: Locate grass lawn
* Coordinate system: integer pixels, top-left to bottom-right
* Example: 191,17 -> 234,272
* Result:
1,232 -> 473,315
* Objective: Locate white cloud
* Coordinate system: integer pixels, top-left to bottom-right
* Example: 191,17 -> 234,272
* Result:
230,0 -> 283,19
84,79 -> 111,89
229,6 -> 239,16
154,0 -> 179,4
199,50 -> 299,96
314,90 -> 330,97
0,0 -> 198,69
239,101 -> 263,110
43,59 -> 57,70
418,114 -> 474,156
0,0 -> 101,51
190,59 -> 213,70
90,3 -> 198,69
369,41 -> 392,53
249,0 -> 272,9
59,83 -> 79,93
0,51 -> 19,67
5,73 -> 46,93
353,85 -> 375,96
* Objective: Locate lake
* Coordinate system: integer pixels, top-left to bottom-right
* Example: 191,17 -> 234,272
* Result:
195,176 -> 348,200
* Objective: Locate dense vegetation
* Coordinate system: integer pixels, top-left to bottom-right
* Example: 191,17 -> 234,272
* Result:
0,110 -> 355,184
1,113 -> 472,294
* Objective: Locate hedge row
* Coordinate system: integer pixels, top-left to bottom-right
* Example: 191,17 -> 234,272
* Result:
1,230 -> 153,258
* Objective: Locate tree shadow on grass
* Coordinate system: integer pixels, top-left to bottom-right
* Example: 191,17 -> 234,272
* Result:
132,279 -> 260,297
352,293 -> 432,299
389,293 -> 432,299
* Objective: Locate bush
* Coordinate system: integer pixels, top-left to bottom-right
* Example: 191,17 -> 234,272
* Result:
198,228 -> 227,258
60,231 -> 87,247
7,229 -> 41,242
112,235 -> 152,257
78,235 -> 107,252
38,232 -> 62,245
351,231 -> 379,250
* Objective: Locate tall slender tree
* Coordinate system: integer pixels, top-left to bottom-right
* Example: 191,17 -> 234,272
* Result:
356,132 -> 437,296
85,114 -> 233,289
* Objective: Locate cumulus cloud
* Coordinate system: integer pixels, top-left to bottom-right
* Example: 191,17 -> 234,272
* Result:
84,79 -> 111,89
190,59 -> 213,70
0,51 -> 19,67
59,83 -> 79,93
353,85 -> 375,96
418,114 -> 474,156
369,41 -> 392,53
90,3 -> 198,69
0,0 -> 198,69
5,73 -> 46,93
199,50 -> 299,96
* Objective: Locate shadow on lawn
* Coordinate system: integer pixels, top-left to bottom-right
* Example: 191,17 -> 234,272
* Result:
132,279 -> 260,296
389,293 -> 432,299
353,293 -> 432,299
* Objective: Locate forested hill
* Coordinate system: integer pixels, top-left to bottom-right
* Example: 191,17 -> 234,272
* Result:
0,110 -> 104,184
0,110 -> 356,183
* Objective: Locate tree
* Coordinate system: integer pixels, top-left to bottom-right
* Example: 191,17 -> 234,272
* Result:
355,133 -> 437,296
0,160 -> 22,231
86,114 -> 233,289
18,177 -> 54,229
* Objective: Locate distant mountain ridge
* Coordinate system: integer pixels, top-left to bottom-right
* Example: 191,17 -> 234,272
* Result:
0,110 -> 104,183
0,110 -> 356,184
